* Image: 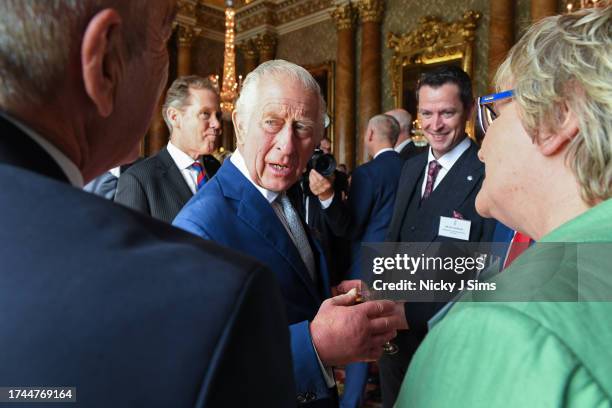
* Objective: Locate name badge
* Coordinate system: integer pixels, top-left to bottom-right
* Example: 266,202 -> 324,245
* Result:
438,216 -> 471,240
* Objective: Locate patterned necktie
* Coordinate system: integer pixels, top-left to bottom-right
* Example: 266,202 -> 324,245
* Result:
275,193 -> 317,283
422,160 -> 442,200
191,162 -> 207,190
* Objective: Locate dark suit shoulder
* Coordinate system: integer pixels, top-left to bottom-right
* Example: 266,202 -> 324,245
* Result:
120,149 -> 170,180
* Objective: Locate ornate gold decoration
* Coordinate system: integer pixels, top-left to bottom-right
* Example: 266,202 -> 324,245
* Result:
177,25 -> 196,47
177,0 -> 197,17
196,3 -> 226,32
330,3 -> 356,31
387,10 -> 481,137
357,0 -> 384,24
276,0 -> 333,25
564,0 -> 607,12
238,38 -> 259,60
255,33 -> 278,55
387,10 -> 480,106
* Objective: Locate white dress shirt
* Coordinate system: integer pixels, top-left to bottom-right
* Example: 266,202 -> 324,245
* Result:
230,149 -> 335,387
167,142 -> 201,194
421,136 -> 471,197
8,115 -> 83,187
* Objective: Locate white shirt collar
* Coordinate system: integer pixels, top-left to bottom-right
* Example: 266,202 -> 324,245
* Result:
8,115 -> 84,187
374,147 -> 395,159
230,149 -> 279,204
394,138 -> 413,153
167,141 -> 198,170
427,136 -> 471,171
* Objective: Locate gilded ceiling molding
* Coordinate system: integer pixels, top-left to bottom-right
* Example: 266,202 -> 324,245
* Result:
275,0 -> 333,25
330,3 -> 356,30
356,0 -> 384,24
196,3 -> 226,33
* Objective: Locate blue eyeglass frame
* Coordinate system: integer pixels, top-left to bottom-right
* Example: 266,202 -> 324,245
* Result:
477,89 -> 514,134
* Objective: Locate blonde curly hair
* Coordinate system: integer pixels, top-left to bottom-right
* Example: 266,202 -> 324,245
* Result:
495,6 -> 612,205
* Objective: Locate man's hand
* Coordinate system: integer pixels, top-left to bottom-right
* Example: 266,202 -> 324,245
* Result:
310,289 -> 404,367
309,169 -> 335,201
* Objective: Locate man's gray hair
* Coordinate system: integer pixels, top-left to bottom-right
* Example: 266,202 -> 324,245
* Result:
162,75 -> 219,133
0,0 -> 149,109
369,114 -> 400,146
235,60 -> 327,136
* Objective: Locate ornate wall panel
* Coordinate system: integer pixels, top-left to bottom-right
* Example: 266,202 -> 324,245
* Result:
381,0 -> 490,112
275,20 -> 336,66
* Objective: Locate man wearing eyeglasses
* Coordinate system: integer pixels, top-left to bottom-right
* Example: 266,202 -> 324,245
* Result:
380,65 -> 496,408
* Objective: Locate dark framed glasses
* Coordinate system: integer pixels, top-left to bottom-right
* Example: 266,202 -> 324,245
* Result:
477,90 -> 514,134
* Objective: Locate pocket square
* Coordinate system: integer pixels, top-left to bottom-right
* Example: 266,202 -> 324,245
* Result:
452,210 -> 464,219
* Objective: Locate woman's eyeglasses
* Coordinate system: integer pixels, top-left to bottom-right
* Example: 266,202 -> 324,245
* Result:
476,90 -> 514,133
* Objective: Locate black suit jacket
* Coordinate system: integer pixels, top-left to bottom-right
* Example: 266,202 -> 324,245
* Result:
380,141 -> 496,408
0,114 -> 294,407
114,146 -> 220,223
398,140 -> 426,161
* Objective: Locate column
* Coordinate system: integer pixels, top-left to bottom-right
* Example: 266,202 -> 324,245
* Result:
331,3 -> 357,170
239,39 -> 259,74
255,33 -> 277,63
177,25 -> 195,76
488,0 -> 514,91
531,0 -> 558,22
357,0 -> 384,164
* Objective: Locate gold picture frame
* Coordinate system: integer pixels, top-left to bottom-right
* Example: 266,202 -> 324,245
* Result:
305,60 -> 336,150
387,10 -> 480,138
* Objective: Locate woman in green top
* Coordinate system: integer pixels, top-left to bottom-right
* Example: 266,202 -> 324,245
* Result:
397,6 -> 612,407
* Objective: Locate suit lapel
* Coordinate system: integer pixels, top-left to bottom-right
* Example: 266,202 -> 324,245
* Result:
156,147 -> 193,205
219,161 -> 322,303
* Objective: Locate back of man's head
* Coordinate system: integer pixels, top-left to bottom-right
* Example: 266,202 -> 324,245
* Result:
0,0 -> 149,110
367,114 -> 400,155
416,65 -> 473,111
162,75 -> 219,133
385,109 -> 412,146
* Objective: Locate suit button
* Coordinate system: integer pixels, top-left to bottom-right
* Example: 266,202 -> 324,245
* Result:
305,392 -> 316,401
297,394 -> 307,404
410,226 -> 415,231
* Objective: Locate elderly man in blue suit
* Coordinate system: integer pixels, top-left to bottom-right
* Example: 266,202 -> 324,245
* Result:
174,60 -> 405,407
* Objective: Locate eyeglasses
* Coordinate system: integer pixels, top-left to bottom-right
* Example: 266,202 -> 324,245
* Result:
477,90 -> 514,134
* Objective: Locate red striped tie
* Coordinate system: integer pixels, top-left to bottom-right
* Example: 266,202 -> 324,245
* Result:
191,162 -> 206,190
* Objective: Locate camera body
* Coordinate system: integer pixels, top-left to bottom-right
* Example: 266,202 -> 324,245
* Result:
307,148 -> 336,177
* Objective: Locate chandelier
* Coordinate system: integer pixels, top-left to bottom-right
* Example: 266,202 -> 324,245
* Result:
219,1 -> 242,115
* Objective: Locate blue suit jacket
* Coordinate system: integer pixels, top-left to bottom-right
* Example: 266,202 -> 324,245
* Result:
324,150 -> 403,278
174,159 -> 335,406
0,114 -> 295,407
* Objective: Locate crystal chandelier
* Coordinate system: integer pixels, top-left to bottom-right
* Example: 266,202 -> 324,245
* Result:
220,1 -> 241,114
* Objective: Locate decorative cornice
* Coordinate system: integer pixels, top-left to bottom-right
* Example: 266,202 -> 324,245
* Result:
275,0 -> 333,25
196,3 -> 226,33
357,0 -> 384,24
330,3 -> 356,30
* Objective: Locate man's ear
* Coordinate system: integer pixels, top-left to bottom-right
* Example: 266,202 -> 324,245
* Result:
537,103 -> 579,156
166,106 -> 182,131
81,9 -> 123,117
232,110 -> 246,145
